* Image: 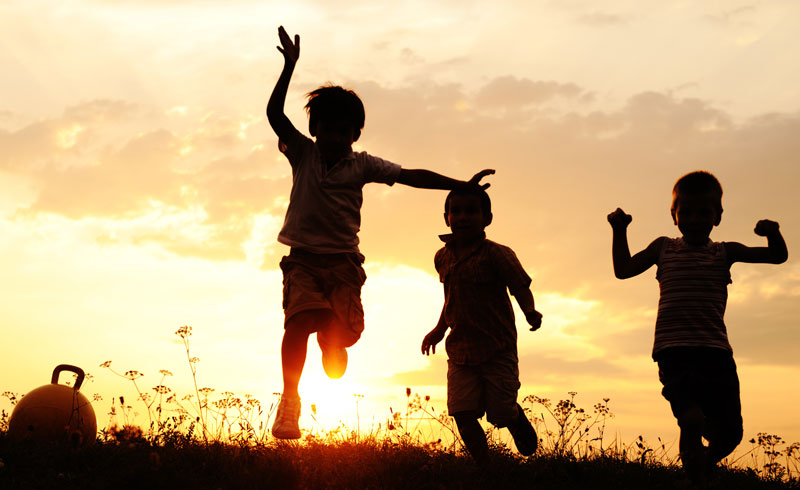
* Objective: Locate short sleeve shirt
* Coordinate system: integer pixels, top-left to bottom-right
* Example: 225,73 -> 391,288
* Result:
436,236 -> 532,365
653,237 -> 733,358
277,128 -> 402,254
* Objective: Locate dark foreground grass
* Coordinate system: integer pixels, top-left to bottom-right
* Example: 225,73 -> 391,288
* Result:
1,436 -> 797,490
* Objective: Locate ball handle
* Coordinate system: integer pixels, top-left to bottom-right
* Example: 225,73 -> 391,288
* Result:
51,364 -> 86,390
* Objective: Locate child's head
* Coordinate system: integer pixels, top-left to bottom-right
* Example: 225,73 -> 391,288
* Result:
444,187 -> 493,238
670,171 -> 723,245
305,85 -> 365,144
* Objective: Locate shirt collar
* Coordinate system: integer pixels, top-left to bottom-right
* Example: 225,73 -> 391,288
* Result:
439,232 -> 487,250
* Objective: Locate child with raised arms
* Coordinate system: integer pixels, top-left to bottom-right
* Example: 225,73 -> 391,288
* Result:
267,26 -> 494,439
608,170 -> 787,483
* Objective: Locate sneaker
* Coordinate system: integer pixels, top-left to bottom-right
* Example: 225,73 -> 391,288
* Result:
272,396 -> 301,439
508,403 -> 538,456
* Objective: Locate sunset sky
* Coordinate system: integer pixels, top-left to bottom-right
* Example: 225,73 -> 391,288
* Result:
2,0 -> 798,452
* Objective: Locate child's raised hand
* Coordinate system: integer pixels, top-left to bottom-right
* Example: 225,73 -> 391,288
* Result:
468,169 -> 495,190
607,208 -> 632,229
754,219 -> 780,237
525,309 -> 543,331
277,26 -> 300,64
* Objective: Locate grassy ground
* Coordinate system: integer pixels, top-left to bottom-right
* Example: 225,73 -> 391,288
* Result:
3,330 -> 798,489
1,435 -> 797,490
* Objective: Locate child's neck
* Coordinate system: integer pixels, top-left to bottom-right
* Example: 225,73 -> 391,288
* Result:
321,147 -> 352,170
450,232 -> 484,258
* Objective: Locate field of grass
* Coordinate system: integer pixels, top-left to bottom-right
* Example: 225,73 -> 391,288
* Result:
1,327 -> 798,489
1,430 -> 797,489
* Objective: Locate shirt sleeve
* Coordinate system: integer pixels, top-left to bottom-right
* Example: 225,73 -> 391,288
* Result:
279,127 -> 313,167
434,248 -> 446,279
360,152 -> 402,185
490,244 -> 531,294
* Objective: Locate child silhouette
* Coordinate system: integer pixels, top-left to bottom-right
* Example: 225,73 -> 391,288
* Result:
267,26 -> 494,439
608,170 -> 788,483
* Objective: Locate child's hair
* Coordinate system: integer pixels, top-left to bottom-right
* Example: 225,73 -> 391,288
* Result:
444,187 -> 492,216
671,170 -> 723,215
305,85 -> 365,133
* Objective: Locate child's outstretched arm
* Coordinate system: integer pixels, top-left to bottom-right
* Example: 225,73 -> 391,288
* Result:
421,306 -> 449,355
266,26 -> 300,142
725,219 -> 788,265
397,168 -> 495,190
608,208 -> 662,279
511,287 -> 543,331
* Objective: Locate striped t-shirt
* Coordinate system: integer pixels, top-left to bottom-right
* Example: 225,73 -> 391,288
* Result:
653,237 -> 732,358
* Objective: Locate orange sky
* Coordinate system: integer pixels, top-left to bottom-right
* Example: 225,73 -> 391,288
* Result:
1,0 -> 799,452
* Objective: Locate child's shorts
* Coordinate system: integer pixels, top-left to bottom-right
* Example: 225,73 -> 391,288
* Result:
280,248 -> 367,348
656,346 -> 742,429
447,349 -> 520,427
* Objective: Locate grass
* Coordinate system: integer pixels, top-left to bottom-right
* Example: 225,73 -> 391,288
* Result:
1,326 -> 798,489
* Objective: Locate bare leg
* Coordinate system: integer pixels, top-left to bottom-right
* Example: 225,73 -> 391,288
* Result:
281,310 -> 327,398
454,413 -> 489,466
678,405 -> 707,482
706,416 -> 743,466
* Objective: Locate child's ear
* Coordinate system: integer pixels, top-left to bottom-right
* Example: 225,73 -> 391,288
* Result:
309,120 -> 318,137
714,209 -> 723,226
444,212 -> 450,227
671,210 -> 677,225
485,212 -> 493,227
353,129 -> 361,142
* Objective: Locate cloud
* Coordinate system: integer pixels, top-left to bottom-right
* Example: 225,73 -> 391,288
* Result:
2,81 -> 799,326
704,5 -> 758,27
0,100 -> 289,260
473,76 -> 588,111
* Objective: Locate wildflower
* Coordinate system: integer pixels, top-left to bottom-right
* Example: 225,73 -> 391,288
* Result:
176,325 -> 192,338
406,387 -> 411,397
124,370 -> 143,380
99,360 -> 112,368
159,370 -> 173,376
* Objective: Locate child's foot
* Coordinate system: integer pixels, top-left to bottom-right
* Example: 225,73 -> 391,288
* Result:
272,395 -> 301,439
508,403 -> 538,456
321,345 -> 348,379
681,446 -> 710,487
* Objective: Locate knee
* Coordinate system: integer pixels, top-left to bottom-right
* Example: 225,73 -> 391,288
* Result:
677,405 -> 705,432
453,411 -> 483,427
717,420 -> 743,450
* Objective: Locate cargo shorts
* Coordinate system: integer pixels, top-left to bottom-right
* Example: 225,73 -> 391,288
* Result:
280,248 -> 367,348
447,348 -> 521,427
656,346 -> 743,439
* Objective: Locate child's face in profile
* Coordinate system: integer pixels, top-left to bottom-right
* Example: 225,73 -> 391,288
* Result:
314,119 -> 357,162
672,193 -> 720,246
445,194 -> 491,241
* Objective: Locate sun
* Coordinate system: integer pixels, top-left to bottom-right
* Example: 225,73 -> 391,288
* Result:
297,354 -> 370,431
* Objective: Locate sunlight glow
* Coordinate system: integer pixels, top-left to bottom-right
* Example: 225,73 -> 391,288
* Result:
55,124 -> 84,148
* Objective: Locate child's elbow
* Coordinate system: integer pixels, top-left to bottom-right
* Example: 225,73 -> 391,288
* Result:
613,267 -> 629,280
